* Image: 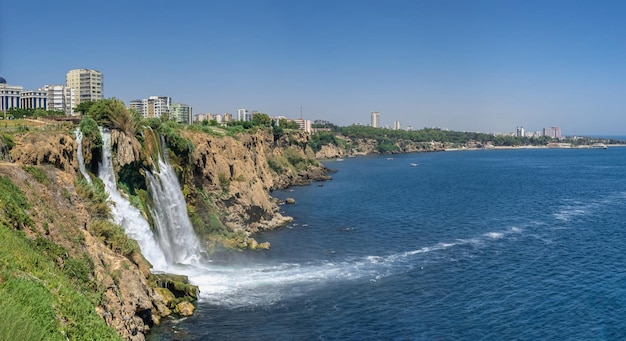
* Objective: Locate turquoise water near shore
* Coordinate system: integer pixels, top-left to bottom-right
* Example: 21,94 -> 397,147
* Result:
150,147 -> 626,340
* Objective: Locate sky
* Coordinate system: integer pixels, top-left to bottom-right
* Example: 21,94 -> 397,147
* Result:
1,0 -> 625,135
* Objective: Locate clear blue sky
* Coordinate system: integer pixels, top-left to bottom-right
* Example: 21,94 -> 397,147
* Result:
1,0 -> 624,135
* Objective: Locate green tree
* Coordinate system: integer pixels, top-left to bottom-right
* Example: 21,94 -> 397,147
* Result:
252,113 -> 271,127
74,100 -> 96,116
279,118 -> 300,130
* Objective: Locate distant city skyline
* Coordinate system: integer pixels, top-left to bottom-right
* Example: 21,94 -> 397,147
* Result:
2,1 -> 625,135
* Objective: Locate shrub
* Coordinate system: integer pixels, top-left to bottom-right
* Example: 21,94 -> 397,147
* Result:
267,158 -> 284,174
22,165 -> 49,184
79,116 -> 102,149
218,172 -> 230,192
88,220 -> 140,259
0,176 -> 33,229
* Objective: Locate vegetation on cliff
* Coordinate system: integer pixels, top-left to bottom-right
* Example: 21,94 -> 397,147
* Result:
0,170 -> 122,340
0,99 -> 328,339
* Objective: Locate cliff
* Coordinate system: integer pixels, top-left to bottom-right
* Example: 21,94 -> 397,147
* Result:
0,124 -> 330,339
313,134 -> 446,159
180,128 -> 329,247
0,160 -> 168,340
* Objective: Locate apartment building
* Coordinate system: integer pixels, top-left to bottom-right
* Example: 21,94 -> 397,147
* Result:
40,85 -> 75,115
66,69 -> 103,105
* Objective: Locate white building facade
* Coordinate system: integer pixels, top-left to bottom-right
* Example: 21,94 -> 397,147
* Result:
170,103 -> 192,124
40,85 -> 75,115
130,96 -> 172,118
20,90 -> 48,110
0,82 -> 23,113
371,111 -> 380,128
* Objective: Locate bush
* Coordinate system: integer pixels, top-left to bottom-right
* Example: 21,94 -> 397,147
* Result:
75,177 -> 111,220
0,176 -> 33,229
267,157 -> 285,174
79,116 -> 102,149
22,165 -> 49,184
88,220 -> 140,259
218,173 -> 230,192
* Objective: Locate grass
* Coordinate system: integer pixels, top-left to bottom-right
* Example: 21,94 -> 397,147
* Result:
0,225 -> 122,340
22,165 -> 50,184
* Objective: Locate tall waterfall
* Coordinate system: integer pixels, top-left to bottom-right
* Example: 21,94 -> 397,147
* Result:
97,129 -> 168,270
145,137 -> 204,265
74,128 -> 92,185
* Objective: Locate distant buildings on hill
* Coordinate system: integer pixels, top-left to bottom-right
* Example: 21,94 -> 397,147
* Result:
1,69 -> 102,117
128,96 -> 192,124
515,126 -> 562,138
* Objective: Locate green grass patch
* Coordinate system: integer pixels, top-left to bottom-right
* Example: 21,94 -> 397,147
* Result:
0,225 -> 121,340
0,176 -> 33,229
88,220 -> 140,259
22,165 -> 50,184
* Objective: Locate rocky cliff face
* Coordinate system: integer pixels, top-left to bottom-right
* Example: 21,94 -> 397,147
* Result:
314,134 -> 446,158
1,127 -> 331,339
10,132 -> 78,172
0,163 -> 168,340
183,129 -> 329,234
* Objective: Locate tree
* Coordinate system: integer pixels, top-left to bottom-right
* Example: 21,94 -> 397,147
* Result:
252,113 -> 271,127
279,118 -> 300,130
74,100 -> 96,116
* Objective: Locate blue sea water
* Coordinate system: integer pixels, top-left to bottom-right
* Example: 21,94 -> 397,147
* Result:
150,147 -> 626,340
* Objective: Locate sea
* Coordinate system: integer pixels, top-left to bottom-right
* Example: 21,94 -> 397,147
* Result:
149,147 -> 626,340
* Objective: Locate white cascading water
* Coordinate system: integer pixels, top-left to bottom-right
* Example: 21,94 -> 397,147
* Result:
82,128 -> 438,307
74,128 -> 92,185
96,128 -> 168,270
145,137 -> 204,265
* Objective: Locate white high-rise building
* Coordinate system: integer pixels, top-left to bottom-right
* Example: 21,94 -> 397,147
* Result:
371,111 -> 380,128
65,69 -> 103,105
40,85 -> 75,115
295,118 -> 312,133
170,103 -> 192,124
394,121 -> 401,130
130,96 -> 172,118
129,99 -> 143,113
237,108 -> 249,121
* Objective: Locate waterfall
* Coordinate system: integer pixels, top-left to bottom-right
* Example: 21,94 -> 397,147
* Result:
98,128 -> 168,270
145,137 -> 204,265
74,128 -> 92,185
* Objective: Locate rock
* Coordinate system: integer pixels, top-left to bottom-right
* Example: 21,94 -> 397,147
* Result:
257,242 -> 271,250
285,197 -> 296,204
10,132 -> 78,171
150,273 -> 199,301
248,238 -> 259,250
175,301 -> 195,317
154,287 -> 176,309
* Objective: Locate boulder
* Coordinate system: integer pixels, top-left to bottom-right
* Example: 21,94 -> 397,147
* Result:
285,197 -> 296,204
175,301 -> 195,317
